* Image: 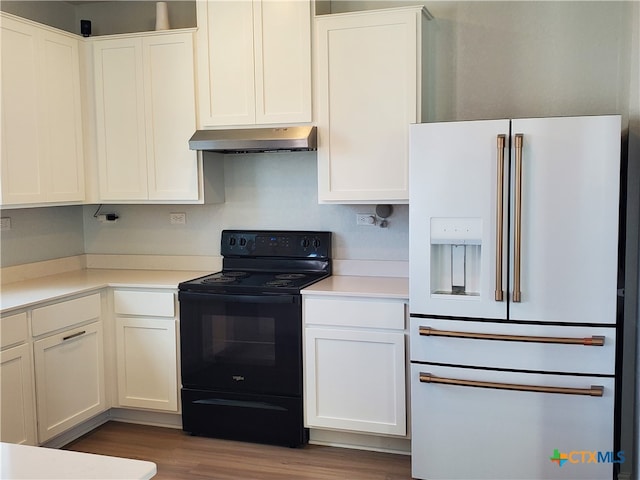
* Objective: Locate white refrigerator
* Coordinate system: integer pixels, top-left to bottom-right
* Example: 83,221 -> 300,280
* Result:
409,115 -> 624,480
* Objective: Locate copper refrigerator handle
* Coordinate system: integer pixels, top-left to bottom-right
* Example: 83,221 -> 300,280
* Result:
419,373 -> 604,397
495,134 -> 506,302
419,326 -> 605,346
513,134 -> 524,303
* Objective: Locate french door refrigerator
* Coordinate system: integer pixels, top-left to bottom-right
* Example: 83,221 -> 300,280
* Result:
409,115 -> 624,480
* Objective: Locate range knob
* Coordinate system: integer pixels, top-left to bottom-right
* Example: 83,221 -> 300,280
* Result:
313,238 -> 321,248
301,238 -> 310,248
229,237 -> 237,246
239,238 -> 247,247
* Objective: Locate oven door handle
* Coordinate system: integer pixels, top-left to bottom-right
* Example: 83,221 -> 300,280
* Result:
179,291 -> 299,304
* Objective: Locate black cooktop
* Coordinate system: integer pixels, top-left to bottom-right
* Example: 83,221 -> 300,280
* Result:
178,230 -> 332,295
179,270 -> 330,294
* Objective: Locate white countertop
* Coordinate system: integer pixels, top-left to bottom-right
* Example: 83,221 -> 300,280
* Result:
1,270 -> 408,314
302,275 -> 408,299
1,442 -> 156,479
0,269 -> 208,313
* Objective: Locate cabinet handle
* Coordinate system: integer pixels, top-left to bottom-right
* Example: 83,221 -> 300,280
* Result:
513,133 -> 524,302
495,134 -> 506,301
419,373 -> 604,397
419,326 -> 605,346
62,330 -> 86,341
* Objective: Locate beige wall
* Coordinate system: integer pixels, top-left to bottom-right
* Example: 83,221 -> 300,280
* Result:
332,1 -> 637,127
0,1 -> 195,36
0,1 -> 76,31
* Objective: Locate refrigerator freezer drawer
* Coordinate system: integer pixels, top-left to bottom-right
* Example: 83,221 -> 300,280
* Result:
410,317 -> 616,375
410,364 -> 616,480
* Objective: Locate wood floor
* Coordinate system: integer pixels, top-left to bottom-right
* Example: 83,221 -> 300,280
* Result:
64,421 -> 412,480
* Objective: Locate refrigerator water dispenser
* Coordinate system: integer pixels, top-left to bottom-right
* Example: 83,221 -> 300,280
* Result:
430,218 -> 482,296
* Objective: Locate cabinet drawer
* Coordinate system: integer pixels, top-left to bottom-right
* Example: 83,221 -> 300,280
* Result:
304,297 -> 404,329
410,317 -> 616,375
411,363 -> 615,480
1,312 -> 28,349
114,290 -> 175,317
32,294 -> 101,337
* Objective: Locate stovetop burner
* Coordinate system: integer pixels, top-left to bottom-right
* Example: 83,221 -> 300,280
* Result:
275,273 -> 306,280
265,280 -> 293,287
221,271 -> 250,278
201,271 -> 250,284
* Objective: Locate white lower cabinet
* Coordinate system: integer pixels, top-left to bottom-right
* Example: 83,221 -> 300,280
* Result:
0,344 -> 36,445
32,294 -> 106,443
1,310 -> 36,445
303,296 -> 407,436
114,290 -> 178,412
0,285 -> 184,446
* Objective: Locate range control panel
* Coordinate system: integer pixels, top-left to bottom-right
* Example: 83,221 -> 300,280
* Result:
221,230 -> 332,258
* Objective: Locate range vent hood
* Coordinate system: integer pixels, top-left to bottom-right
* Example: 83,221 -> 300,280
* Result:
189,126 -> 317,153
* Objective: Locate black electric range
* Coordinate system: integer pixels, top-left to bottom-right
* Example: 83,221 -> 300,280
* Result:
178,230 -> 331,447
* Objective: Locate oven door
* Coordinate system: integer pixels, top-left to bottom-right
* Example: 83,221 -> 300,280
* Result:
179,291 -> 302,396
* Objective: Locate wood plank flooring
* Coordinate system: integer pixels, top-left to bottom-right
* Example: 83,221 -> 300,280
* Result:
64,421 -> 412,480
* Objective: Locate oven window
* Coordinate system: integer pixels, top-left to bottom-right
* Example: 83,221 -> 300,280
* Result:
204,315 -> 276,367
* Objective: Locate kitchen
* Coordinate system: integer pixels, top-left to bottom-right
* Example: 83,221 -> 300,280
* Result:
1,1 -> 639,479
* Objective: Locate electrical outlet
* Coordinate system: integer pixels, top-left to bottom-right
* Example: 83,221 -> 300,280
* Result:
170,212 -> 186,225
356,213 -> 376,226
97,213 -> 119,223
0,217 -> 11,231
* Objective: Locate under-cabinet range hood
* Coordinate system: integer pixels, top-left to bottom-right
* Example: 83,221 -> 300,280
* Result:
189,126 -> 317,153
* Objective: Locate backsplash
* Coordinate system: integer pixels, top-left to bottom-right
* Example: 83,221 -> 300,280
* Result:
82,153 -> 409,261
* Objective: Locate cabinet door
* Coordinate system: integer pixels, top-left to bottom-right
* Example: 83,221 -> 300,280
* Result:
94,38 -> 148,200
0,344 -> 37,445
316,8 -> 421,203
33,322 -> 106,442
1,15 -> 84,206
115,317 -> 178,411
409,120 -> 511,320
1,16 -> 45,204
509,116 -> 621,324
196,0 -> 255,126
305,327 -> 406,436
40,29 -> 85,203
143,33 -> 199,201
254,0 -> 311,124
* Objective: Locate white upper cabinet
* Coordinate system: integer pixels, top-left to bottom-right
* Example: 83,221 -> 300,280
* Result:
315,7 -> 430,203
92,30 -> 208,203
196,0 -> 312,127
1,13 -> 85,207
